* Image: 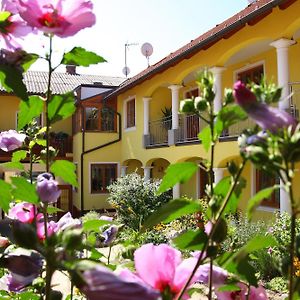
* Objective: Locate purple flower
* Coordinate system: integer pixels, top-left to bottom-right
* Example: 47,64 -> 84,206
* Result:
204,221 -> 212,236
55,212 -> 81,232
233,81 -> 297,133
36,173 -> 61,204
0,130 -> 26,152
79,265 -> 159,300
197,263 -> 228,286
100,215 -> 113,222
102,225 -> 118,246
5,250 -> 42,277
6,272 -> 35,292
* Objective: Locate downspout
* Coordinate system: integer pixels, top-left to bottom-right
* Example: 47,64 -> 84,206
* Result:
80,111 -> 122,215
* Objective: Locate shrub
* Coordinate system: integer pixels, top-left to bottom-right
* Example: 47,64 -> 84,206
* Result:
265,277 -> 288,293
107,173 -> 172,231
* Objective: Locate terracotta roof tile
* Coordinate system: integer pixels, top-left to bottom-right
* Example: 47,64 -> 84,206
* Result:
109,0 -> 292,98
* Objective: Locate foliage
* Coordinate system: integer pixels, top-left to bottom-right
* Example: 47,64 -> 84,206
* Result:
265,277 -> 288,293
107,173 -> 172,231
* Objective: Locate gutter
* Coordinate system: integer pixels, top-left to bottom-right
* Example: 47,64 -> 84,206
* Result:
105,0 -> 289,100
80,111 -> 122,215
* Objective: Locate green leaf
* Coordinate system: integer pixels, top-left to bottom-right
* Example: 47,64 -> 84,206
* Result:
198,126 -> 211,152
47,206 -> 64,214
48,92 -> 76,124
1,161 -> 24,170
11,176 -> 39,204
247,186 -> 280,220
89,248 -> 105,260
83,219 -> 111,232
18,95 -> 44,130
217,284 -> 241,292
173,229 -> 207,250
12,150 -> 27,162
0,11 -> 11,21
241,235 -> 277,254
0,65 -> 28,101
142,198 -> 202,231
0,180 -> 12,212
61,47 -> 106,67
158,162 -> 198,194
50,160 -> 78,187
215,105 -> 248,135
21,53 -> 39,72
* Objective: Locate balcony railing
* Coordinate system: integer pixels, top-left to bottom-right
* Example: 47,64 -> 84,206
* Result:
148,116 -> 171,146
289,82 -> 300,119
177,114 -> 205,143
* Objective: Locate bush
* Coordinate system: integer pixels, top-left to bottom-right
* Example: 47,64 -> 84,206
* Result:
107,173 -> 172,231
265,277 -> 288,293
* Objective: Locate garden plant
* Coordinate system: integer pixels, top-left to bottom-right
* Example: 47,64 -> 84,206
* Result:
0,0 -> 300,300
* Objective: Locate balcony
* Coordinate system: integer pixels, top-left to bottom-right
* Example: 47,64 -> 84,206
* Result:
289,82 -> 300,119
147,116 -> 171,147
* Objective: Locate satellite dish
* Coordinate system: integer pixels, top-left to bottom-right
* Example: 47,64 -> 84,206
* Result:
122,66 -> 130,77
141,43 -> 153,58
141,43 -> 153,67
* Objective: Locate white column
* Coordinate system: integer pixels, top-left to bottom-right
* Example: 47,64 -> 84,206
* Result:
213,168 -> 225,184
168,85 -> 182,130
142,167 -> 153,181
210,67 -> 226,113
173,183 -> 180,199
120,166 -> 128,177
143,97 -> 151,135
280,175 -> 291,214
270,38 -> 295,110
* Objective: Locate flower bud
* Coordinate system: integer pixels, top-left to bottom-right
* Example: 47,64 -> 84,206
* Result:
36,173 -> 61,204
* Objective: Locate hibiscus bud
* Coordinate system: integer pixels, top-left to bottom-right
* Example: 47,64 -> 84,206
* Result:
62,228 -> 83,250
0,130 -> 26,152
194,96 -> 208,112
102,225 -> 118,246
36,173 -> 61,204
233,81 -> 297,132
180,99 -> 195,113
12,221 -> 38,249
233,81 -> 257,108
0,236 -> 9,248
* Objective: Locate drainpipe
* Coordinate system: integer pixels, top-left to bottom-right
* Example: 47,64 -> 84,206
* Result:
80,110 -> 121,215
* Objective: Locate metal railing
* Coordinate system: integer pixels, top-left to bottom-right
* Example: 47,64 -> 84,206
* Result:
289,82 -> 300,119
177,114 -> 205,143
148,116 -> 171,146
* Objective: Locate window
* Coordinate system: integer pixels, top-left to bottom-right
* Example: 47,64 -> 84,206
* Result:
90,163 -> 117,194
125,98 -> 135,128
84,106 -> 116,132
85,107 -> 99,130
185,88 -> 199,99
237,64 -> 264,84
256,169 -> 280,208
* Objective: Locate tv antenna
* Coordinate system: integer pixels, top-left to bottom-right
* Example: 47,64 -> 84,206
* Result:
141,42 -> 153,67
123,42 -> 138,77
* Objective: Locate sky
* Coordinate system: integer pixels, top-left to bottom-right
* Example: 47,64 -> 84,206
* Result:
23,1 -> 249,78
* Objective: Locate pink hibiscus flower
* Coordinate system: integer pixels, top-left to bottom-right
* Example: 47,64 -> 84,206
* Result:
8,202 -> 35,223
216,282 -> 267,300
119,243 -> 202,299
17,0 -> 96,37
1,1 -> 31,50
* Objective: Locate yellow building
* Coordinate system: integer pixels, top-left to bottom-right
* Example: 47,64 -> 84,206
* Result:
73,0 -> 300,220
0,68 -> 124,215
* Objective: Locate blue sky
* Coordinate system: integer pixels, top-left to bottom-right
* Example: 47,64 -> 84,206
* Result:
25,1 -> 248,77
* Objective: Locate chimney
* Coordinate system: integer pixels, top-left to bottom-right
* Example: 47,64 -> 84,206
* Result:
66,65 -> 77,75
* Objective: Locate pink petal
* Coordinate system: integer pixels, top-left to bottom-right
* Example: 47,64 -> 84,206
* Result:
134,243 -> 181,291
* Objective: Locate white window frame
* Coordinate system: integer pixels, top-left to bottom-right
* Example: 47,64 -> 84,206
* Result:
123,96 -> 136,132
233,60 -> 265,82
89,162 -> 120,195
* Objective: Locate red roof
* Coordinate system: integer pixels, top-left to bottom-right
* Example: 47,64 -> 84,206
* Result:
107,0 -> 296,98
